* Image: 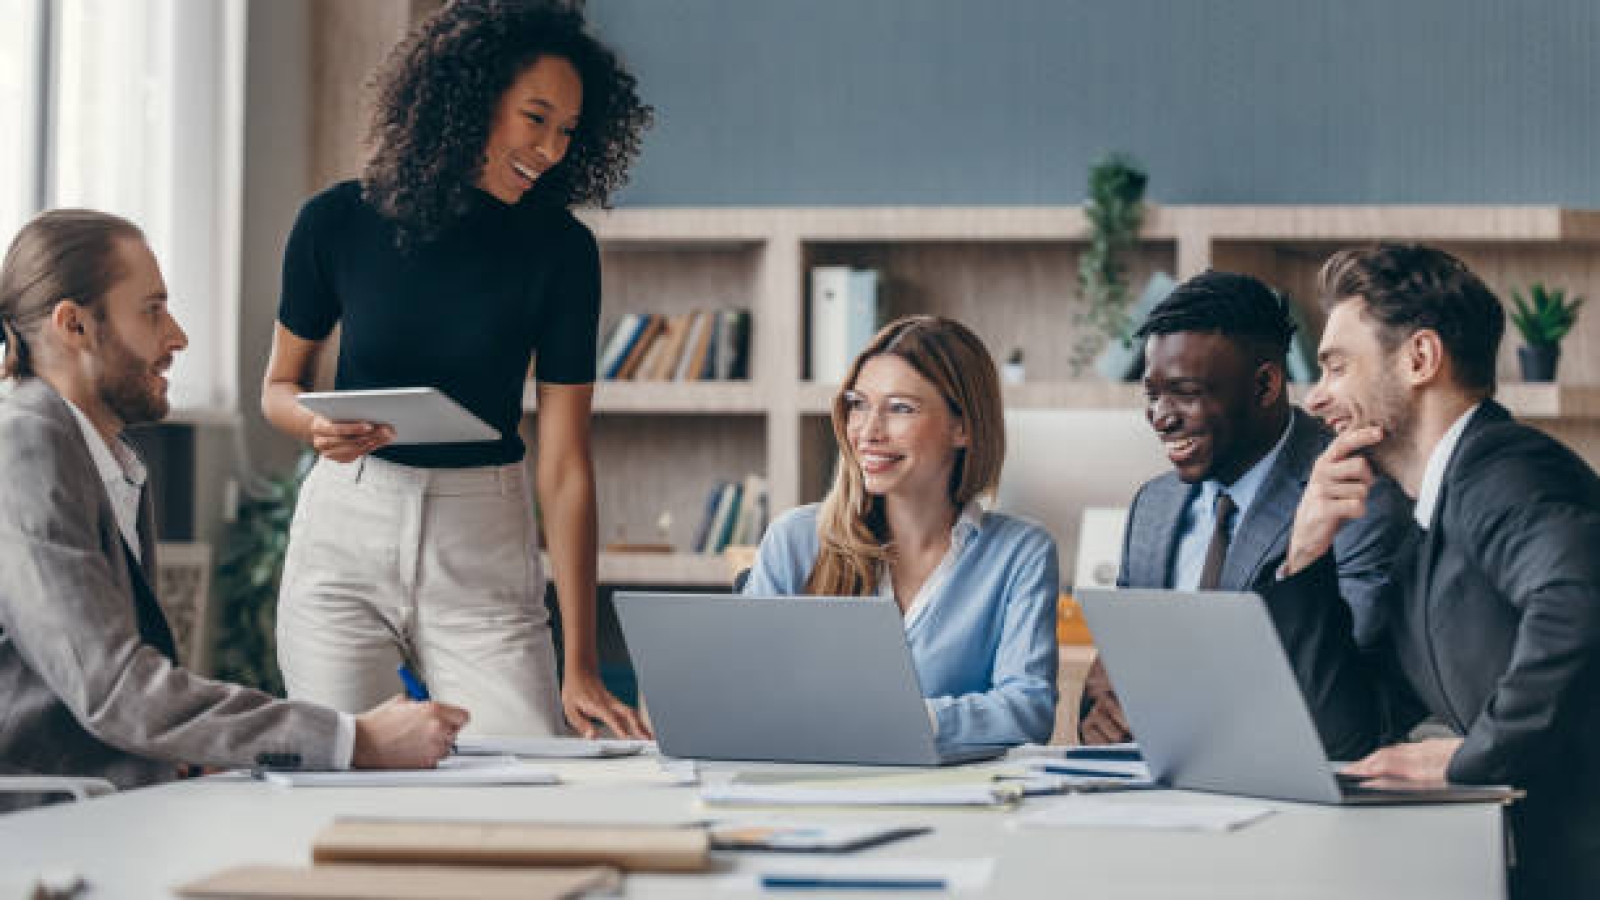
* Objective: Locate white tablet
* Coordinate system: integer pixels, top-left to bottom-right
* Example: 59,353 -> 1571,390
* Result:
297,388 -> 500,445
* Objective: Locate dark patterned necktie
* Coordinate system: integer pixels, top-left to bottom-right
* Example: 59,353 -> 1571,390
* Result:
1198,491 -> 1237,591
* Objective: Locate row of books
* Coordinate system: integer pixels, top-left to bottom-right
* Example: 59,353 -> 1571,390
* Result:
692,474 -> 768,554
598,309 -> 752,381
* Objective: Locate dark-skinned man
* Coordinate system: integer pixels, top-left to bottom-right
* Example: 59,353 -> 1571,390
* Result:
1080,270 -> 1412,748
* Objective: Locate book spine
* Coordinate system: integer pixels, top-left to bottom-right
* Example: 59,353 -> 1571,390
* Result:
616,314 -> 663,380
726,309 -> 752,380
810,266 -> 853,383
701,311 -> 722,380
691,480 -> 726,553
846,269 -> 879,365
713,481 -> 744,553
674,310 -> 708,382
600,313 -> 644,380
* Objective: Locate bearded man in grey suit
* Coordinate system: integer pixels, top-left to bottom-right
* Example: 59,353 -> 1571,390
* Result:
1079,270 -> 1412,748
0,209 -> 468,810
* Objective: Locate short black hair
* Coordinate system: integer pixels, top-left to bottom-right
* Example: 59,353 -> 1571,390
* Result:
1317,244 -> 1504,395
1133,269 -> 1296,364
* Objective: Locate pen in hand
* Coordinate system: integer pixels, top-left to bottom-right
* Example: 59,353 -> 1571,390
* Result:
397,663 -> 458,756
397,663 -> 430,701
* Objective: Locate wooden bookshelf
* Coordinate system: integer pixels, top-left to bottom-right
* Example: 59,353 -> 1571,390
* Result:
800,382 -> 1600,419
524,380 -> 765,415
538,551 -> 734,587
538,206 -> 1600,584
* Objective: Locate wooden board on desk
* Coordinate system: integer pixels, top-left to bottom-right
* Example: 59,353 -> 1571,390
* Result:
312,819 -> 711,873
176,864 -> 618,900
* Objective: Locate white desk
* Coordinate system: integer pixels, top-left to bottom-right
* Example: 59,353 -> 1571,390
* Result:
0,758 -> 1506,898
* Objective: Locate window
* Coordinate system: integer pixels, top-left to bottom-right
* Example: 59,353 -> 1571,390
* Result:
4,0 -> 244,414
0,0 -> 43,240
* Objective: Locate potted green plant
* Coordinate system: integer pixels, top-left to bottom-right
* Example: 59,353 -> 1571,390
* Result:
211,452 -> 314,695
1509,283 -> 1584,382
1071,151 -> 1148,375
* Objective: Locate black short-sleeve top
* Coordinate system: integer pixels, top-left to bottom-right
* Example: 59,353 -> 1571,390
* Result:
278,180 -> 600,468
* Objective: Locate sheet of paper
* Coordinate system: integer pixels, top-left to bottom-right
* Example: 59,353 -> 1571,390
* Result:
258,755 -> 558,788
536,757 -> 697,787
454,736 -> 649,758
1015,797 -> 1273,832
1010,742 -> 1141,761
1006,773 -> 1158,795
719,858 -> 995,893
709,819 -> 929,852
702,780 -> 1016,807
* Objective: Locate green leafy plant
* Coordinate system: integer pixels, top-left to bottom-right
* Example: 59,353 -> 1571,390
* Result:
1072,151 -> 1149,374
1509,283 -> 1584,347
211,453 -> 314,695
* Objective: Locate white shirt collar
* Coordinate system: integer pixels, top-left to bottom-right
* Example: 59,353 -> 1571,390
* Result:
64,399 -> 146,489
880,500 -> 986,630
1413,402 -> 1482,529
64,397 -> 147,559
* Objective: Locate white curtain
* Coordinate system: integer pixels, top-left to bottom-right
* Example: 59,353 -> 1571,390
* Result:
0,0 -> 44,242
47,0 -> 245,415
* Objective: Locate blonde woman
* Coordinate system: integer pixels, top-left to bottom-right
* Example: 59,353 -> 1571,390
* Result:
743,315 -> 1059,747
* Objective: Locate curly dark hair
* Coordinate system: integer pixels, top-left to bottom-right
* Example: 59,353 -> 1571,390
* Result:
362,0 -> 652,246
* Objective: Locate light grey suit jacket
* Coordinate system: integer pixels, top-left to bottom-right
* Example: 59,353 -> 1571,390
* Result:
0,378 -> 339,808
1116,407 -> 1411,647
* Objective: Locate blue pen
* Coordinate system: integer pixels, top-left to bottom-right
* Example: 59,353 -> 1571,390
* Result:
397,663 -> 430,701
1039,763 -> 1138,779
760,875 -> 946,891
1062,746 -> 1142,763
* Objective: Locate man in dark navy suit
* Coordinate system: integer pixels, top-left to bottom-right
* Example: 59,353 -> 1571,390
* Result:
1267,245 -> 1600,899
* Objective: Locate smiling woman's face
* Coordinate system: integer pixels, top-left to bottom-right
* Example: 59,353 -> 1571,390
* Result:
476,54 -> 583,204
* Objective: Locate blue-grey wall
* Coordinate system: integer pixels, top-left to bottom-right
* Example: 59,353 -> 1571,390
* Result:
587,0 -> 1600,206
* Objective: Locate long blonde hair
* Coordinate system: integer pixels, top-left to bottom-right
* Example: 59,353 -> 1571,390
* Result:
804,315 -> 1005,596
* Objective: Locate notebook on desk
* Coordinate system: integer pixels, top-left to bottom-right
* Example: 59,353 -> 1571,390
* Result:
1077,588 -> 1521,806
613,592 -> 1006,766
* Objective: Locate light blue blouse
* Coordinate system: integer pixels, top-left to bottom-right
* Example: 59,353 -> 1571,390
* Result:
742,503 -> 1060,747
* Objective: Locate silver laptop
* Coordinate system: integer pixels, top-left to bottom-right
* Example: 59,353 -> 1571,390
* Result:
1077,588 -> 1519,805
613,592 -> 1006,766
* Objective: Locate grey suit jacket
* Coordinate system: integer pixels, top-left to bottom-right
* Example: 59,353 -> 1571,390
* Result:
1116,407 -> 1411,647
0,378 -> 339,807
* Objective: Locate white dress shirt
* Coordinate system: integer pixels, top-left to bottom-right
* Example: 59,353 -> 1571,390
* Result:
1413,402 -> 1483,530
65,400 -> 147,564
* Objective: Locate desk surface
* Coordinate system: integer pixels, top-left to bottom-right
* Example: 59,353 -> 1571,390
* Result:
0,756 -> 1506,899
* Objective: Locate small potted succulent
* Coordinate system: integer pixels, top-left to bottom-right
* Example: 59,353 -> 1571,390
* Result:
1509,283 -> 1584,382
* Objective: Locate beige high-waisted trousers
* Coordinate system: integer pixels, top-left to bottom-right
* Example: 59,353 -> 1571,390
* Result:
276,454 -> 563,736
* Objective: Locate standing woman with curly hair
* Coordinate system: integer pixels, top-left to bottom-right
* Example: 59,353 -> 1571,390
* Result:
262,0 -> 651,739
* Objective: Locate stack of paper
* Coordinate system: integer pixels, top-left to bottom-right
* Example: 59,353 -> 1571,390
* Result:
256,755 -> 558,788
703,771 -> 1021,808
720,858 -> 995,894
1025,757 -> 1153,782
454,736 -> 648,758
1016,798 -> 1273,832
